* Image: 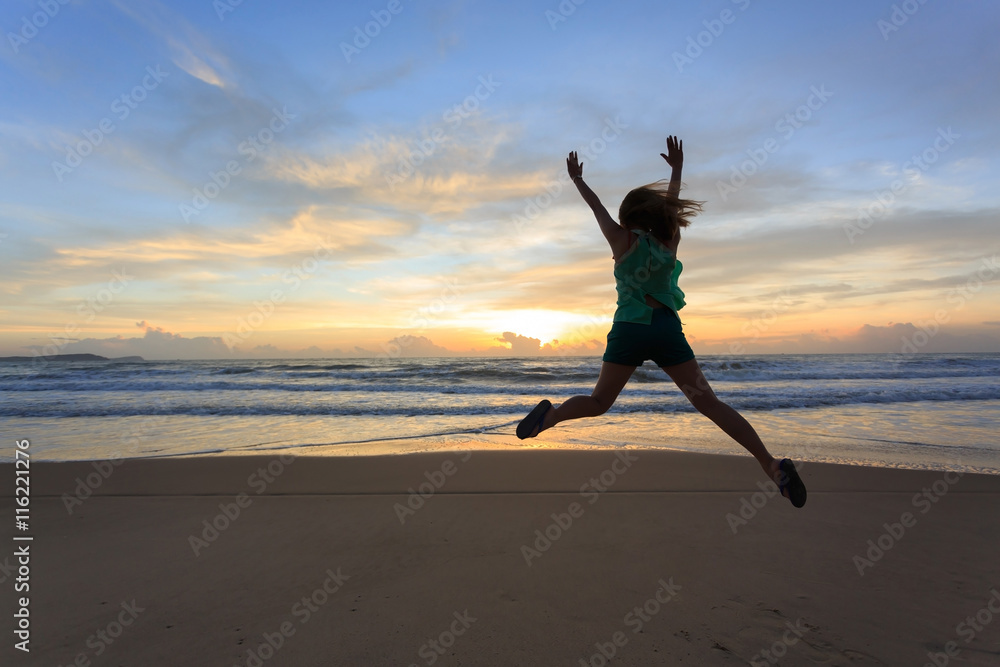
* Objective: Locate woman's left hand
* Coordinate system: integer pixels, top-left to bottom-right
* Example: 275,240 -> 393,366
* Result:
660,135 -> 683,170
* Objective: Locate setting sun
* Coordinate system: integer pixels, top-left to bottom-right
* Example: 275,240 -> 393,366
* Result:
478,309 -> 605,348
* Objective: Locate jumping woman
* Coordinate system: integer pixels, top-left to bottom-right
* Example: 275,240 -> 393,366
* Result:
516,136 -> 806,508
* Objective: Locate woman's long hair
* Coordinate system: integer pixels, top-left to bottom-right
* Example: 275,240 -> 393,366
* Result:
618,180 -> 703,245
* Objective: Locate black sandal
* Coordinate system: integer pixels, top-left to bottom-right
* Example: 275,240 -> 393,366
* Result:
516,400 -> 552,440
778,458 -> 807,508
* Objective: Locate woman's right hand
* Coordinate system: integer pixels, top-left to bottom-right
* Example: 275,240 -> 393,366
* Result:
566,151 -> 583,180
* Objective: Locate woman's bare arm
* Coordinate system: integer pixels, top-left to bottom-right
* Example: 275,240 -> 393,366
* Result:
567,151 -> 627,251
660,135 -> 683,197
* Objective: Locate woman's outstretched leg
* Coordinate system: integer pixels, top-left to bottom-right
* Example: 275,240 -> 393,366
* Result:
660,358 -> 780,480
523,361 -> 635,437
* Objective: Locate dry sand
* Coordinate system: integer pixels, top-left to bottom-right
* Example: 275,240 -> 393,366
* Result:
2,447 -> 999,666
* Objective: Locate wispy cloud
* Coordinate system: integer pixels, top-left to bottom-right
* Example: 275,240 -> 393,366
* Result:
112,0 -> 230,88
46,206 -> 406,272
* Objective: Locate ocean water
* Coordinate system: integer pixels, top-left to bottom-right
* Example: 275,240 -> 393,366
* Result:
2,353 -> 998,473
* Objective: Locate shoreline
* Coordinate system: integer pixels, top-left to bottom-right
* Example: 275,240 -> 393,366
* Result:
4,426 -> 998,476
7,447 -> 1000,498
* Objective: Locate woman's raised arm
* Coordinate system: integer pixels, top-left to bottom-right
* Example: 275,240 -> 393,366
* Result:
567,151 -> 626,251
660,135 -> 683,197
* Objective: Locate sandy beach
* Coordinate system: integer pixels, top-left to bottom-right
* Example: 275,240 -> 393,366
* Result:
3,447 -> 999,666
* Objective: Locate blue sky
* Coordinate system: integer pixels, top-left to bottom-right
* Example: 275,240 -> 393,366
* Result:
1,0 -> 998,359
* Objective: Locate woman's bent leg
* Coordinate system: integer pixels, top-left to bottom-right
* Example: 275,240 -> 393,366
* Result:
534,361 -> 635,435
660,358 -> 778,478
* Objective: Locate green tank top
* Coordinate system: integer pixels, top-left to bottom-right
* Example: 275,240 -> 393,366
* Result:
612,230 -> 686,324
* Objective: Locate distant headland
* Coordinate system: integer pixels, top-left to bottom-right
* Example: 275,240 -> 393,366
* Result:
0,353 -> 145,363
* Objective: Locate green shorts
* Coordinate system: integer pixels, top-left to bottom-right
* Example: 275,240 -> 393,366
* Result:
602,307 -> 696,368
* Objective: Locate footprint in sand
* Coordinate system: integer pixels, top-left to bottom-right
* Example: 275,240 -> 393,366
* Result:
711,598 -> 889,665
